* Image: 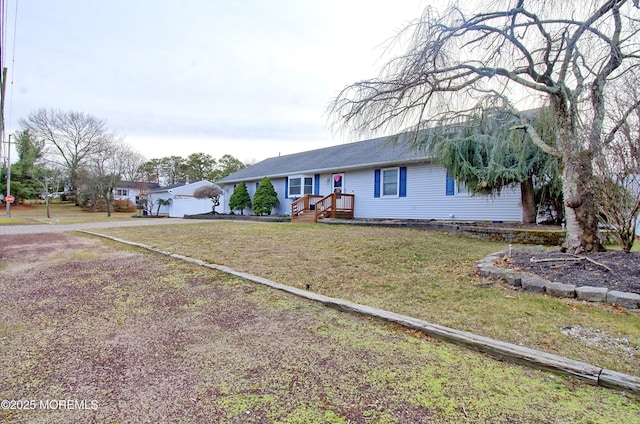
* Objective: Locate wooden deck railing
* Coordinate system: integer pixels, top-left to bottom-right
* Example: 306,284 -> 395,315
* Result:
291,195 -> 323,221
315,193 -> 354,220
291,193 -> 354,222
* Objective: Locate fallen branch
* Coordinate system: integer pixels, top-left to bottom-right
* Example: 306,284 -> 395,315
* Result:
530,255 -> 613,273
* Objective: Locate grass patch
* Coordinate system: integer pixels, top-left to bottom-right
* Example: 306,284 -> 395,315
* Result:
7,201 -> 137,224
0,217 -> 36,225
95,221 -> 640,376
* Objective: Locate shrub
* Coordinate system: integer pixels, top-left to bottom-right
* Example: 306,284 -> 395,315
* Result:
252,177 -> 278,216
229,182 -> 251,215
113,199 -> 137,212
595,174 -> 640,253
81,195 -> 107,212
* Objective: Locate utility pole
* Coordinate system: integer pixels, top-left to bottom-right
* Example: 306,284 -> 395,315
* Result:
6,134 -> 11,217
1,67 -> 8,217
1,1 -> 7,216
1,65 -> 8,217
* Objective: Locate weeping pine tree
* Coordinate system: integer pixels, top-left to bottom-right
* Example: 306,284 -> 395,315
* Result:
426,106 -> 562,224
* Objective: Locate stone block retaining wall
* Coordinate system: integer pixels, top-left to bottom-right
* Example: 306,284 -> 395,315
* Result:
478,247 -> 640,310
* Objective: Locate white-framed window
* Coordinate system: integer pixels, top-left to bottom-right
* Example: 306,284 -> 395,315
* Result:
381,167 -> 399,197
446,173 -> 469,196
116,189 -> 128,196
457,182 -> 469,195
288,175 -> 313,197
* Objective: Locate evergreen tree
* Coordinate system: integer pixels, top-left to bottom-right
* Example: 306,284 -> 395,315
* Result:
213,154 -> 246,181
252,177 -> 278,216
184,153 -> 217,182
228,182 -> 251,215
427,106 -> 562,224
5,130 -> 45,201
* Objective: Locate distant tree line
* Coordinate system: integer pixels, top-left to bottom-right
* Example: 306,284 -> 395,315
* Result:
1,108 -> 247,216
137,153 -> 246,186
1,109 -> 145,216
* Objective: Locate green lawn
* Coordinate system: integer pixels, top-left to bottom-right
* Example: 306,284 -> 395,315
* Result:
93,220 -> 640,377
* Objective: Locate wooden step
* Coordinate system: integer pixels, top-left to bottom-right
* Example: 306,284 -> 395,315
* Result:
291,213 -> 316,223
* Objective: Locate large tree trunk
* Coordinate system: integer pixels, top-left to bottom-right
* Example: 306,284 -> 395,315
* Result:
520,178 -> 536,224
549,94 -> 603,254
105,193 -> 112,217
560,151 -> 603,253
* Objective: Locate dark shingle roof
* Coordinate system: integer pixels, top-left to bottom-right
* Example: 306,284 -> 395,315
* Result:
148,180 -> 209,193
152,182 -> 189,192
116,181 -> 161,190
218,133 -> 431,184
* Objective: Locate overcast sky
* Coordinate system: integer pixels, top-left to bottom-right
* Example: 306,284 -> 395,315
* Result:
2,0 -> 427,164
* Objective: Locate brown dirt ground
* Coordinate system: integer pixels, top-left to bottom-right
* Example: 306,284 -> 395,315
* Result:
505,250 -> 640,295
1,234 -> 638,423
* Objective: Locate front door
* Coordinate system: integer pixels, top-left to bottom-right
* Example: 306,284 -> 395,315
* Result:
332,173 -> 344,195
332,173 -> 345,208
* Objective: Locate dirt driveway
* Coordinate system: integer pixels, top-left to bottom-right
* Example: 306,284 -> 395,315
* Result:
0,233 -> 637,423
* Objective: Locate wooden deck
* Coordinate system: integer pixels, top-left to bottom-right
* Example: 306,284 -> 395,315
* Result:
291,193 -> 354,222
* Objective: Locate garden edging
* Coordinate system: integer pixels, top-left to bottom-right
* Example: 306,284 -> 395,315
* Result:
81,230 -> 640,395
477,247 -> 640,310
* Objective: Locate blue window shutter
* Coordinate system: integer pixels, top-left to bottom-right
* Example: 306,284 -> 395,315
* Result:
399,167 -> 407,197
374,169 -> 381,198
314,174 -> 320,195
285,178 -> 289,199
445,172 -> 455,196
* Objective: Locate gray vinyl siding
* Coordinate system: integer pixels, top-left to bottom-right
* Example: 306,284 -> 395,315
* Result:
271,178 -> 289,215
341,164 -> 521,221
222,163 -> 522,221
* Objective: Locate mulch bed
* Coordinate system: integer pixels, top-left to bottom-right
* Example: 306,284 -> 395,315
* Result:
505,250 -> 640,295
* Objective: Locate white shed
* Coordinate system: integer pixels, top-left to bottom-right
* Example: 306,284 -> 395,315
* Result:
148,180 -> 222,217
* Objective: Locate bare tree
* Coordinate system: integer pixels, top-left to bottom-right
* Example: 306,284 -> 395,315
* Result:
118,146 -> 146,181
85,139 -> 139,217
330,0 -> 640,253
20,109 -> 115,205
595,75 -> 640,252
596,173 -> 640,252
32,163 -> 65,219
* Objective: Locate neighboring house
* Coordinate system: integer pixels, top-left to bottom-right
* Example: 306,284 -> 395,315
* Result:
113,181 -> 161,206
147,180 -> 221,217
217,133 -> 524,222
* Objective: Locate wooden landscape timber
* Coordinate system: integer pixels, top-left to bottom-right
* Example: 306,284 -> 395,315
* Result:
83,230 -> 640,395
